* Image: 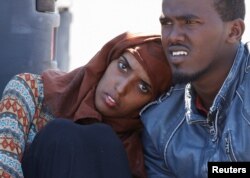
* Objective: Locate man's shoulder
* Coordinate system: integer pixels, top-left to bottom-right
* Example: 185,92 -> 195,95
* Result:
141,84 -> 186,127
140,84 -> 187,149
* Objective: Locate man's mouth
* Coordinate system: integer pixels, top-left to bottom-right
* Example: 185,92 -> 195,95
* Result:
167,49 -> 190,66
168,45 -> 189,57
172,50 -> 188,56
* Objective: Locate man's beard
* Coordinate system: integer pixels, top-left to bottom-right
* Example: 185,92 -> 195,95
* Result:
172,69 -> 207,85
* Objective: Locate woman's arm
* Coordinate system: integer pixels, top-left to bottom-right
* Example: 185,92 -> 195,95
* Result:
0,73 -> 51,177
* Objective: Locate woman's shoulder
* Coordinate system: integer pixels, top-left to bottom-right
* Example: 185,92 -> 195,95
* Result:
1,73 -> 44,103
16,73 -> 42,84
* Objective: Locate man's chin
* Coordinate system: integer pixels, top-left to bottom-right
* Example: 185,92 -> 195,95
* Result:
172,72 -> 197,84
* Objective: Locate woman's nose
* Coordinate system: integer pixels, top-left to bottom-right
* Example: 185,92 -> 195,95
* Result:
115,77 -> 132,96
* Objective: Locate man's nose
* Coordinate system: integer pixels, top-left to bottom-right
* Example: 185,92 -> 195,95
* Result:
163,25 -> 185,44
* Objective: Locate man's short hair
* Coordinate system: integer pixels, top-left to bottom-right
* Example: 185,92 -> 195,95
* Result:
213,0 -> 245,21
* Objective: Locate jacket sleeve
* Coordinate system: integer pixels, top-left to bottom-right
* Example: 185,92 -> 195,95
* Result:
142,129 -> 174,178
0,73 -> 50,178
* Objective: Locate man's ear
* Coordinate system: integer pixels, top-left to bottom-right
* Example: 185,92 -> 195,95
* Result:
226,18 -> 245,43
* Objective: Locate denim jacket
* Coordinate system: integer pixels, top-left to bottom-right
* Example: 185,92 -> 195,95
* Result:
140,43 -> 250,178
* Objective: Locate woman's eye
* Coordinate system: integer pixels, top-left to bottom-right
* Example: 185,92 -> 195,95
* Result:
118,61 -> 128,72
138,82 -> 150,94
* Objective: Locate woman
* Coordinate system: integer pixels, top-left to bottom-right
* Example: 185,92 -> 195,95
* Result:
0,32 -> 172,178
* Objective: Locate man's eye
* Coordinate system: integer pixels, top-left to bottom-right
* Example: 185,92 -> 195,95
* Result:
138,83 -> 150,94
185,18 -> 199,25
118,61 -> 128,72
186,19 -> 193,24
159,18 -> 173,26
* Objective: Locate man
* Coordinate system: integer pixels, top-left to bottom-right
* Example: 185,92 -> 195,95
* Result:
140,0 -> 250,177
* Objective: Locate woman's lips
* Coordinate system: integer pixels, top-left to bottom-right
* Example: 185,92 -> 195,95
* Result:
104,94 -> 117,107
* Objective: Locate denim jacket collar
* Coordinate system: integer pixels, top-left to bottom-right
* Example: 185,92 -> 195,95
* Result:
185,43 -> 246,124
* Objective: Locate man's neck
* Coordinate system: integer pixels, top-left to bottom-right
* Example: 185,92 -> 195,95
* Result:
191,45 -> 239,110
192,66 -> 232,110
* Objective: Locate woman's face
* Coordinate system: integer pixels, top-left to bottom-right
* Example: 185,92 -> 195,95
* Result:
95,52 -> 154,118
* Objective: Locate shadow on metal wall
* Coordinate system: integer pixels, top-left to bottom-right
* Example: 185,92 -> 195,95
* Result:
0,0 -> 72,96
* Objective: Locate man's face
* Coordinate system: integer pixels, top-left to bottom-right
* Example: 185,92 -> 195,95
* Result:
160,0 -> 228,84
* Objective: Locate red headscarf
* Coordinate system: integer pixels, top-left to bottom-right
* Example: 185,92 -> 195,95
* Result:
42,32 -> 172,178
